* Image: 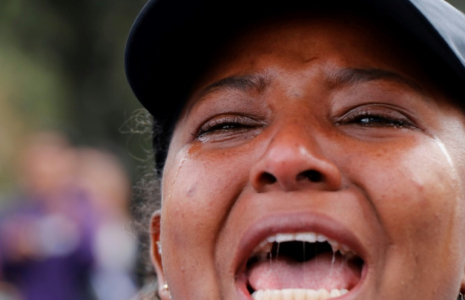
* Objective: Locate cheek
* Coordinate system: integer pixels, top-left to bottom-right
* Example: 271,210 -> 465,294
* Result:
374,141 -> 459,235
346,136 -> 465,290
160,143 -> 257,278
379,140 -> 460,236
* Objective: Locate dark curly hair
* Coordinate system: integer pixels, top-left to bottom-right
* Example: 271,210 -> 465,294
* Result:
128,110 -> 162,300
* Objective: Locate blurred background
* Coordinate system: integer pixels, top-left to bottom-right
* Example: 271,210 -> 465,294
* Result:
0,0 -> 149,299
0,0 -> 464,299
0,0 -> 149,199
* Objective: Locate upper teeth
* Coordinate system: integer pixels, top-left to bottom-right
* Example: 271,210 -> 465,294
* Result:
252,288 -> 349,300
253,232 -> 355,257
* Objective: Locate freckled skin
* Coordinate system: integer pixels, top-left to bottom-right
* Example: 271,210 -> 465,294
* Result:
154,14 -> 465,300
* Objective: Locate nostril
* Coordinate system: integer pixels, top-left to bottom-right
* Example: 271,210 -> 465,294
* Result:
258,172 -> 277,185
297,170 -> 322,182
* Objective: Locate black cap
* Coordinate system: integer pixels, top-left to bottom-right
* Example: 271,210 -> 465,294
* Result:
125,0 -> 465,169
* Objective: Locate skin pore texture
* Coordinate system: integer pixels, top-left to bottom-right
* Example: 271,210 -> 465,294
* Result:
152,13 -> 465,300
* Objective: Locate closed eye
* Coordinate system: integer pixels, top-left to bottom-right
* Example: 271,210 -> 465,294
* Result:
195,115 -> 263,139
336,105 -> 416,129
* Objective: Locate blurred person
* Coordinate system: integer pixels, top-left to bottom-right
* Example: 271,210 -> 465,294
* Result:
0,132 -> 96,300
76,148 -> 138,300
0,281 -> 21,300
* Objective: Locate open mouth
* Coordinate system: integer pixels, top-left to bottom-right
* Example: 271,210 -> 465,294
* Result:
244,232 -> 364,300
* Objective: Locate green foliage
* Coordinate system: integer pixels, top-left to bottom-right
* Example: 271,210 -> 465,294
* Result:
0,0 -> 147,200
447,0 -> 465,12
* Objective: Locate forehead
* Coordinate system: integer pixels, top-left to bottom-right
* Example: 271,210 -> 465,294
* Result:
187,13 -> 436,107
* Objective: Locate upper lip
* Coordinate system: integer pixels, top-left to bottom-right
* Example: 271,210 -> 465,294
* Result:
233,211 -> 368,279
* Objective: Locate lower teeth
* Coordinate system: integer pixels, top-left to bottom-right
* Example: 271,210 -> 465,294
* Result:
252,288 -> 348,300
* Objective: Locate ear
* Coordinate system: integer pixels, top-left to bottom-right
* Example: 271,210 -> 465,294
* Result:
150,210 -> 171,300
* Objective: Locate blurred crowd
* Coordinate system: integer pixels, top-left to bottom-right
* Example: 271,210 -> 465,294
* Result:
0,132 -> 138,300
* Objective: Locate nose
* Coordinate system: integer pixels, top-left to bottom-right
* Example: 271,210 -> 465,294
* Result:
250,125 -> 342,193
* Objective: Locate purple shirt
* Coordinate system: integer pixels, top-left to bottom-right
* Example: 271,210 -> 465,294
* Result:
0,189 -> 96,300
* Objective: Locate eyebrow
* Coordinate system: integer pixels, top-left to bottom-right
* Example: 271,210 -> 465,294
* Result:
327,68 -> 425,94
203,74 -> 269,95
185,74 -> 269,115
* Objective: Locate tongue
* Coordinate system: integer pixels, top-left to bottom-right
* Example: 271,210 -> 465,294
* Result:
248,252 -> 361,291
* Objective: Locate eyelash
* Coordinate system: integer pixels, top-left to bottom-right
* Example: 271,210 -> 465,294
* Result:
195,107 -> 415,139
336,109 -> 415,129
196,116 -> 258,137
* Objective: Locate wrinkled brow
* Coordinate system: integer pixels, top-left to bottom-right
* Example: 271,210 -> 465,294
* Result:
185,68 -> 426,117
202,74 -> 269,95
328,68 -> 425,94
185,74 -> 269,115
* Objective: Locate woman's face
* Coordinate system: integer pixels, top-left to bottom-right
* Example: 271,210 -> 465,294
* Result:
155,13 -> 465,300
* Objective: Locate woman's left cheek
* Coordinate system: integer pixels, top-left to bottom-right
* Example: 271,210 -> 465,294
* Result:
371,139 -> 464,248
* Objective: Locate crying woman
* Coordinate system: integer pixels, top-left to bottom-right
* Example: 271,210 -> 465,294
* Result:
125,0 -> 465,299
